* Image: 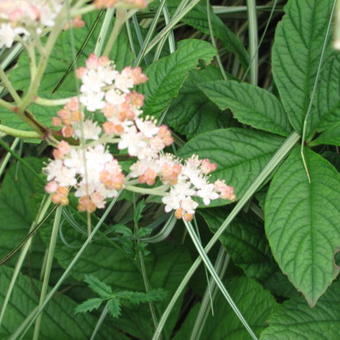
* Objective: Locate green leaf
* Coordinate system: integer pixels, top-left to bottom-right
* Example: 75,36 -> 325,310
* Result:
310,122 -> 340,146
165,66 -> 229,138
84,274 -> 112,298
312,53 -> 340,132
261,280 -> 340,340
178,128 -> 284,202
0,158 -> 45,269
175,277 -> 277,340
201,209 -> 277,281
265,148 -> 340,306
107,298 -> 121,318
272,0 -> 334,134
116,289 -> 166,304
199,80 -> 292,136
0,266 -> 117,339
75,298 -> 103,314
139,39 -> 216,118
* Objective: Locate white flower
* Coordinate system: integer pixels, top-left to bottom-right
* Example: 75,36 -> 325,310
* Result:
74,120 -> 102,140
135,118 -> 159,138
105,89 -> 126,106
0,23 -> 27,48
80,91 -> 105,112
196,183 -> 219,205
118,126 -> 147,157
44,160 -> 77,187
162,181 -> 196,213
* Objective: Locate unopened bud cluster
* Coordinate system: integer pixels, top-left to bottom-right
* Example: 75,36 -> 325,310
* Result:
44,55 -> 235,220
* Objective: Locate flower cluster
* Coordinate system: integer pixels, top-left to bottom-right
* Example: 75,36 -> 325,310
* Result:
0,0 -> 64,49
44,54 -> 235,220
94,0 -> 150,9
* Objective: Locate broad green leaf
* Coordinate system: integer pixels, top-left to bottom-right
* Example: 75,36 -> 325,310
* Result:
265,148 -> 340,306
0,158 -> 45,269
272,0 -> 334,134
261,280 -> 340,340
322,151 -> 340,172
84,274 -> 112,298
310,122 -> 340,146
175,277 -> 277,340
199,80 -> 292,136
165,66 -> 228,138
139,39 -> 216,118
75,298 -> 103,314
0,266 -> 119,339
201,209 -> 277,280
312,53 -> 340,132
178,128 -> 284,201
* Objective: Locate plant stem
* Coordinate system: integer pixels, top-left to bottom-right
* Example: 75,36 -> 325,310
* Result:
152,131 -> 300,340
90,302 -> 109,340
0,98 -> 16,111
0,125 -> 40,139
94,8 -> 115,56
103,9 -> 130,57
125,185 -> 168,196
0,67 -> 21,104
35,97 -> 72,106
0,138 -> 20,178
33,206 -> 63,340
247,0 -> 258,85
335,0 -> 340,49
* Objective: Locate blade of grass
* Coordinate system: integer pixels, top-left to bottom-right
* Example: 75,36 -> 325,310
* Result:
32,206 -> 63,340
246,0 -> 258,85
190,246 -> 229,340
184,220 -> 258,340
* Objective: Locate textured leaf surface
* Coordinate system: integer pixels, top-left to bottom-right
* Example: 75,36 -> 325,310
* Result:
200,80 -> 292,136
265,148 -> 340,305
261,280 -> 340,340
165,66 -> 226,138
179,2 -> 249,67
75,298 -> 103,314
201,209 -> 277,280
0,158 -> 45,268
0,266 -> 118,339
178,128 -> 284,201
139,39 -> 216,118
311,122 -> 340,146
175,277 -> 277,340
312,53 -> 340,132
272,0 -> 334,133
